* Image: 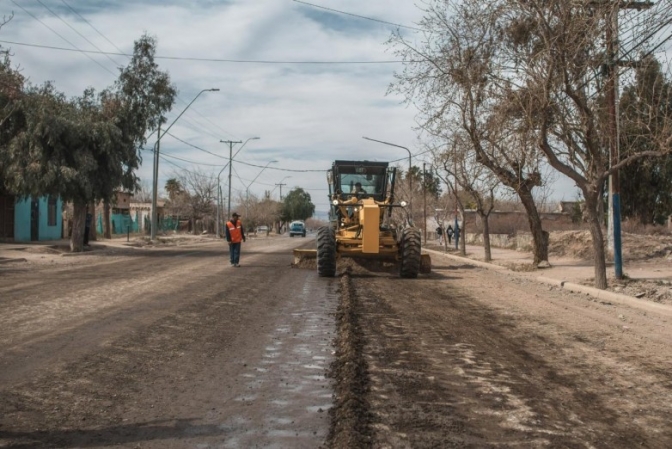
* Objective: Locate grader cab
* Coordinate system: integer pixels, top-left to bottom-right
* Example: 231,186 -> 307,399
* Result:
308,160 -> 430,278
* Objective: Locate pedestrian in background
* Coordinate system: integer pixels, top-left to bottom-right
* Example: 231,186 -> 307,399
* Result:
226,212 -> 246,267
436,225 -> 443,245
446,224 -> 454,245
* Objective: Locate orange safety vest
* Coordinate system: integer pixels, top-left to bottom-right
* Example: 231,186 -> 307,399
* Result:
227,220 -> 243,243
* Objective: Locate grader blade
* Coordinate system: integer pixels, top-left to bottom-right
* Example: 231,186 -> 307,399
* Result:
293,248 -> 317,265
420,254 -> 432,274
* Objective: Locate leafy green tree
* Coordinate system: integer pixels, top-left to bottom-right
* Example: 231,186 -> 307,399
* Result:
619,56 -> 672,225
281,187 -> 315,222
165,178 -> 184,201
0,34 -> 176,251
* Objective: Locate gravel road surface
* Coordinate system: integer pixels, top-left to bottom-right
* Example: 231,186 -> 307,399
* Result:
1,236 -> 671,448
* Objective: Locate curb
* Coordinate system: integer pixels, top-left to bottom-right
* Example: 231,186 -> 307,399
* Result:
536,277 -> 672,318
424,248 -> 509,271
0,257 -> 27,265
425,248 -> 672,318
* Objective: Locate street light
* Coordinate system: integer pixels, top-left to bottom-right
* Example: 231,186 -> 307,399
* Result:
275,176 -> 292,200
219,137 -> 260,228
151,88 -> 219,240
362,136 -> 413,222
245,160 -> 278,218
246,160 -> 278,198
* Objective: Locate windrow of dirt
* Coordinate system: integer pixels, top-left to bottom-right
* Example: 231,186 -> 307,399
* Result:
327,272 -> 372,449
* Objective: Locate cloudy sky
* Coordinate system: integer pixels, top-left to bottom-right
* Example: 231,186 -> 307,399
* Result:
0,0 -> 579,216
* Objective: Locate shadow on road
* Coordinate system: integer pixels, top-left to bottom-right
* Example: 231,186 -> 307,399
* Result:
0,418 -> 224,448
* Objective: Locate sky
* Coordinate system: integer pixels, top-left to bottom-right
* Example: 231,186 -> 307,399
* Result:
0,0 -> 581,216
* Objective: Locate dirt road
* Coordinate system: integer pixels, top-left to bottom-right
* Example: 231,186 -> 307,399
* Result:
331,259 -> 672,448
0,237 -> 335,448
2,237 -> 672,448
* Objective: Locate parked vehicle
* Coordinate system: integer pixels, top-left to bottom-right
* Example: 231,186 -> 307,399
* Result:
289,221 -> 306,237
256,225 -> 269,234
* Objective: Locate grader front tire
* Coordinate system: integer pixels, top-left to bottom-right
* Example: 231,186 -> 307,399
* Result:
400,228 -> 422,278
316,226 -> 337,277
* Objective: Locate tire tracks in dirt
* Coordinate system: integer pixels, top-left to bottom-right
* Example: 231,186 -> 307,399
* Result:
329,261 -> 672,448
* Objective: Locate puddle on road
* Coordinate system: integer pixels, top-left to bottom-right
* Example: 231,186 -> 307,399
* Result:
218,275 -> 338,448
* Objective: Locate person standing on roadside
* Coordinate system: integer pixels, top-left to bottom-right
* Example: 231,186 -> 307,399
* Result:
446,224 -> 454,245
226,212 -> 246,267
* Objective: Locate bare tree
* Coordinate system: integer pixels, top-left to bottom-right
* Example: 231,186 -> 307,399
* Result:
437,135 -> 500,261
134,180 -> 153,203
389,0 -> 550,264
174,168 -> 217,234
502,0 -> 672,288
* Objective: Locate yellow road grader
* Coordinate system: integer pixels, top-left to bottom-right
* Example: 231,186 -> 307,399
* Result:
295,160 -> 430,277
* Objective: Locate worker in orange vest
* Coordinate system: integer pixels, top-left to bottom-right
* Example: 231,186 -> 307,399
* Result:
225,212 -> 246,267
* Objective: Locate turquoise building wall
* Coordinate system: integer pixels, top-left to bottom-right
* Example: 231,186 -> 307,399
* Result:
13,196 -> 62,242
13,198 -> 30,241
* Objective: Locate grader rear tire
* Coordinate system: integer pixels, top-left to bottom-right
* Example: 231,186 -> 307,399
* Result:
400,228 -> 421,278
316,226 -> 336,277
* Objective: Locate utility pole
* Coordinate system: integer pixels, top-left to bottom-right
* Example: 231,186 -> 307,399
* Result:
275,182 -> 287,200
423,162 -> 427,244
454,153 -> 459,250
604,0 -> 652,279
220,140 -> 242,219
151,122 -> 160,240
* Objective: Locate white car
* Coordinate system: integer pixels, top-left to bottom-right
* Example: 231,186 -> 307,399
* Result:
256,225 -> 269,234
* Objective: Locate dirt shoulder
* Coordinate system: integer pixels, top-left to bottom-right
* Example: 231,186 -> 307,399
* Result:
427,230 -> 672,305
328,259 -> 672,448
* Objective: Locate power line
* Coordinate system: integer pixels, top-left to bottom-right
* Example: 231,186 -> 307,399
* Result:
293,0 -> 421,32
34,0 -> 122,68
235,159 -> 326,172
0,39 -> 406,64
59,0 -> 126,54
165,132 -> 228,160
152,150 -> 226,167
53,0 -> 239,141
9,1 -> 117,77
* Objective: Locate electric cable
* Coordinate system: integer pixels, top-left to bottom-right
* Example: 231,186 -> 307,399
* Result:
0,39 -> 406,64
292,0 -> 421,31
9,1 -> 117,77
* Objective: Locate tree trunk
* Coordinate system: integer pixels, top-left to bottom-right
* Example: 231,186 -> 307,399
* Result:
89,203 -> 98,242
585,193 -> 608,289
518,187 -> 548,265
479,211 -> 492,262
458,207 -> 466,256
104,200 -> 111,239
70,201 -> 86,252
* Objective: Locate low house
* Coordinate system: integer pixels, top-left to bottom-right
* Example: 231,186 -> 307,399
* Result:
0,192 -> 63,242
129,201 -> 165,233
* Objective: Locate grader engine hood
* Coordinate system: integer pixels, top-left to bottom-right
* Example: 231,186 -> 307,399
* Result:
359,200 -> 380,253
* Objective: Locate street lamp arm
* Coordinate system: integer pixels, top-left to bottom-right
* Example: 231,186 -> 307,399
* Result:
246,160 -> 278,191
362,136 -> 411,155
221,136 -> 260,161
159,88 -> 219,141
218,136 -> 260,184
151,87 -> 218,241
362,136 -> 414,226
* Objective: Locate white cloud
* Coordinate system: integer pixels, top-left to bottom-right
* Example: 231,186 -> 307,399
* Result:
0,0 -> 579,214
